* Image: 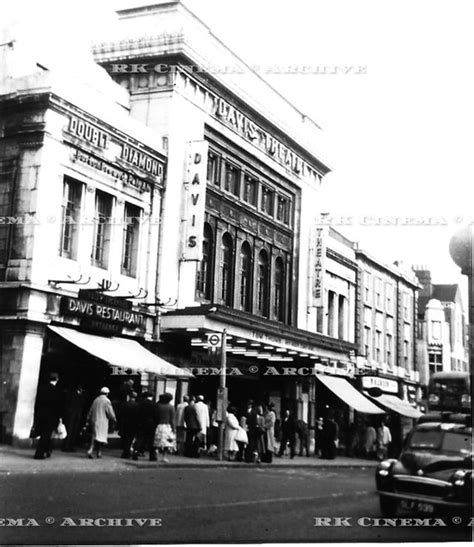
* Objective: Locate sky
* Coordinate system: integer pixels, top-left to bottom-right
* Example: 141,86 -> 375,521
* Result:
3,0 -> 472,300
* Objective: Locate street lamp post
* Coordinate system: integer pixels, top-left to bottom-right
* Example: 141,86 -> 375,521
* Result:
217,329 -> 228,461
449,225 -> 473,374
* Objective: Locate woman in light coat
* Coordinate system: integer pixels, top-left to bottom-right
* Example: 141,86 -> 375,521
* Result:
86,387 -> 116,459
263,403 -> 276,463
224,406 -> 240,460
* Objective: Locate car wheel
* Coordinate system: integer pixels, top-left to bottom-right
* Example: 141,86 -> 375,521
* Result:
379,495 -> 397,517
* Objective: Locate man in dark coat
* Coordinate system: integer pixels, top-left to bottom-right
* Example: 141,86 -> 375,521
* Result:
132,392 -> 158,461
119,391 -> 138,459
321,411 -> 339,460
277,409 -> 297,459
33,372 -> 62,459
296,419 -> 310,457
183,396 -> 200,458
61,386 -> 85,452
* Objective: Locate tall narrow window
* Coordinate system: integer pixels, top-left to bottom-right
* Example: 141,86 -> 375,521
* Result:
257,249 -> 269,317
224,164 -> 240,196
327,291 -> 336,337
276,196 -> 290,224
221,233 -> 233,306
243,175 -> 257,206
364,326 -> 371,359
92,191 -> 113,268
274,257 -> 285,321
375,330 -> 382,362
338,295 -> 346,339
121,203 -> 140,277
240,242 -> 252,311
207,152 -> 221,186
197,223 -> 213,300
386,333 -> 393,367
60,178 -> 82,259
260,186 -> 274,216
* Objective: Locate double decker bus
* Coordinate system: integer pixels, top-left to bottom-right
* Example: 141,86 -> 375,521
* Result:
427,371 -> 471,413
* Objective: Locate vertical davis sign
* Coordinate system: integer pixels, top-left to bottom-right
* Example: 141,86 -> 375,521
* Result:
182,141 -> 209,261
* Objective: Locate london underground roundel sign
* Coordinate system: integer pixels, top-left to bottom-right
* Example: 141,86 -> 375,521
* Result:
207,333 -> 222,347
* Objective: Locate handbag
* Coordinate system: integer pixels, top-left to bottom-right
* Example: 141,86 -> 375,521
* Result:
52,419 -> 67,440
235,426 -> 248,444
29,422 -> 40,439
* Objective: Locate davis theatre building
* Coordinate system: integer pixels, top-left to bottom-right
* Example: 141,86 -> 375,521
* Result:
92,1 -> 384,429
0,46 -> 192,444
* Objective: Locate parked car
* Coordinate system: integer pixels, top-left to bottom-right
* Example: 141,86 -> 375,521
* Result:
375,413 -> 472,516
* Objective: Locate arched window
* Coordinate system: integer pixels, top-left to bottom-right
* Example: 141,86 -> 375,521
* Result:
196,223 -> 213,300
274,257 -> 285,321
221,233 -> 233,306
257,249 -> 269,317
240,242 -> 252,312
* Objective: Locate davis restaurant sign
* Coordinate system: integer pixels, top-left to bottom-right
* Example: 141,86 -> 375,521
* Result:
60,296 -> 146,330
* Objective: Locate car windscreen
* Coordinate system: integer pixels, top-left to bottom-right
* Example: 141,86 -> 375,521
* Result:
409,429 -> 472,455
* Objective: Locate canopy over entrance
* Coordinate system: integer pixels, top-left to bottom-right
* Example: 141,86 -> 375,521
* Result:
48,325 -> 193,378
367,393 -> 422,418
316,374 -> 385,414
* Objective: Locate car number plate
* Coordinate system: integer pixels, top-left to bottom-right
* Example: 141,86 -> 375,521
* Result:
400,500 -> 434,513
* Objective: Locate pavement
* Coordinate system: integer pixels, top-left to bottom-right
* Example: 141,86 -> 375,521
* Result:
0,444 -> 378,474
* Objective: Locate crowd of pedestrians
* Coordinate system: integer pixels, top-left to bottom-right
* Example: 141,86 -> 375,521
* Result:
31,373 -> 396,463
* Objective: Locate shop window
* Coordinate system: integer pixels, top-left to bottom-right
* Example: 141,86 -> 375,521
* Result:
239,241 -> 252,311
276,195 -> 290,224
243,175 -> 257,206
92,191 -> 113,269
224,163 -> 240,196
196,223 -> 213,300
207,152 -> 221,186
257,249 -> 269,317
220,233 -> 233,306
60,177 -> 82,259
260,186 -> 274,216
121,203 -> 141,277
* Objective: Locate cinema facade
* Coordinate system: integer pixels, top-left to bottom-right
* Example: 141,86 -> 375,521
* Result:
90,0 -> 390,434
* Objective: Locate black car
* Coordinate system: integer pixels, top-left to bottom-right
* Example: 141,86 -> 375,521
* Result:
376,413 -> 472,516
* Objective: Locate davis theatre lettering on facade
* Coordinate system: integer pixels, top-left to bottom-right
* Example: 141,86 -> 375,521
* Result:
213,97 -> 319,180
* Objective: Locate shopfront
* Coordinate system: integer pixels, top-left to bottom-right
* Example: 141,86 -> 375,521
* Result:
358,374 -> 422,457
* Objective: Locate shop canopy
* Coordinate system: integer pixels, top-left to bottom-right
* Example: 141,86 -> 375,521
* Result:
367,393 -> 423,419
316,374 -> 385,414
48,326 -> 193,378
